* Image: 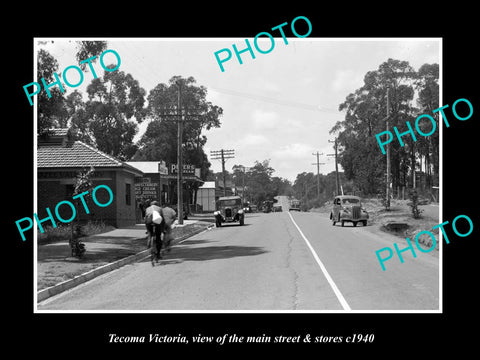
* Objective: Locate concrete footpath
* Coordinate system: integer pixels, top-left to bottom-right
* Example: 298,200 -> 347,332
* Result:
37,219 -> 214,303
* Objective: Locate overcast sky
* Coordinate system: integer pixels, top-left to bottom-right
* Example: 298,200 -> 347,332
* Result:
38,38 -> 440,182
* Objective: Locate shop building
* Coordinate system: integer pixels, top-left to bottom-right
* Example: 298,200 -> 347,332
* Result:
125,161 -> 204,218
37,129 -> 143,228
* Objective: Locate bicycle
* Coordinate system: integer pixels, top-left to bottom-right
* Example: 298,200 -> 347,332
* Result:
147,226 -> 162,267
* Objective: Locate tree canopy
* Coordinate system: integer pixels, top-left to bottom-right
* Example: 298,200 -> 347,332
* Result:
132,76 -> 223,179
330,58 -> 439,197
69,68 -> 147,160
37,41 -> 108,135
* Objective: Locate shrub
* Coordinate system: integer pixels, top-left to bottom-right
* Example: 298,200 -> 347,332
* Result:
408,189 -> 424,219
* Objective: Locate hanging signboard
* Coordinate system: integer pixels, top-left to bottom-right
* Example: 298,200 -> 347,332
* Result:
158,161 -> 168,175
170,163 -> 195,175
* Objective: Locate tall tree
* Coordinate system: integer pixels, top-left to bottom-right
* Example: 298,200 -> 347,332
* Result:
37,41 -> 108,135
246,160 -> 276,205
331,58 -> 420,196
415,63 -> 440,187
134,76 -> 223,179
75,41 -> 107,70
71,68 -> 147,160
37,49 -> 66,134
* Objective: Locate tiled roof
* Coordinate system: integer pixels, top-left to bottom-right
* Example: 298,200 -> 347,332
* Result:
38,140 -> 129,169
48,128 -> 69,137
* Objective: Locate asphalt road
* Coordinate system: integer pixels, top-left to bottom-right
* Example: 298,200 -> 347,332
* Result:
37,201 -> 439,311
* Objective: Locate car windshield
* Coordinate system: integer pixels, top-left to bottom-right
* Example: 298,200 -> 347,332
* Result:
220,199 -> 241,206
342,198 -> 360,204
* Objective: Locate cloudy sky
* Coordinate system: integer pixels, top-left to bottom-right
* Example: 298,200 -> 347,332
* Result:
38,38 -> 440,182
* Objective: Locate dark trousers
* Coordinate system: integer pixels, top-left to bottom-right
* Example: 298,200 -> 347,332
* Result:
146,223 -> 163,259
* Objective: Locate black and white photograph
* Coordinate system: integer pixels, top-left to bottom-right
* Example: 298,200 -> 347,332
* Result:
32,37 -> 442,312
7,6 -> 478,355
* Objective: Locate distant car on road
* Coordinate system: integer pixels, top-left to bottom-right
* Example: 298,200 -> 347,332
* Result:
262,200 -> 273,213
330,195 -> 369,227
250,204 -> 258,213
214,196 -> 245,227
273,205 -> 283,212
289,199 -> 301,211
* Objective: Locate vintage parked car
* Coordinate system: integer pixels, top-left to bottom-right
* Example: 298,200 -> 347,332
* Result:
273,205 -> 283,212
214,196 -> 245,227
330,195 -> 369,227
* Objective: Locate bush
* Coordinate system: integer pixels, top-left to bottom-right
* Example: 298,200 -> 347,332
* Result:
38,220 -> 115,244
408,189 -> 424,219
38,224 -> 72,244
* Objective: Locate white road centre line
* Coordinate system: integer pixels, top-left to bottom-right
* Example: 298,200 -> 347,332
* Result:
288,212 -> 351,311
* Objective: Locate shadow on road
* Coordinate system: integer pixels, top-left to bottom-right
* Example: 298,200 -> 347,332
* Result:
216,223 -> 252,227
142,241 -> 267,263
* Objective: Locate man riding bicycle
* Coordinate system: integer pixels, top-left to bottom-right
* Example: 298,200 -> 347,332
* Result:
144,200 -> 164,265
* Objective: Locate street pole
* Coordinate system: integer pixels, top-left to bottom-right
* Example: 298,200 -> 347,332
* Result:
312,151 -> 325,200
210,149 -> 235,197
386,87 -> 391,211
176,81 -> 184,224
157,79 -> 202,225
242,166 -> 246,205
221,149 -> 226,196
328,138 -> 340,196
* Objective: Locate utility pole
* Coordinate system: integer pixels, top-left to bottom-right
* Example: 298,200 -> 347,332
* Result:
386,87 -> 391,211
327,138 -> 340,196
239,165 -> 249,205
158,80 -> 202,225
176,82 -> 183,223
210,149 -> 235,196
311,151 -> 324,200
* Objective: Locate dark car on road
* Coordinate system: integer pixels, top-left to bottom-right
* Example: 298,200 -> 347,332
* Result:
262,200 -> 273,213
214,196 -> 245,227
330,195 -> 369,227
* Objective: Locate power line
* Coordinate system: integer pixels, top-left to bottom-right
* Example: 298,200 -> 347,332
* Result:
210,86 -> 343,114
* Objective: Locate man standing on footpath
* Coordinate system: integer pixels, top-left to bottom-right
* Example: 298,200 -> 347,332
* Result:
161,204 -> 177,254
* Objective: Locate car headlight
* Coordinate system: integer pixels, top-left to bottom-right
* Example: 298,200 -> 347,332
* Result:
238,209 -> 244,214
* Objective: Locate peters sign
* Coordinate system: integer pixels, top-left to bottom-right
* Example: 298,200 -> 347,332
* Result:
170,164 -> 195,175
